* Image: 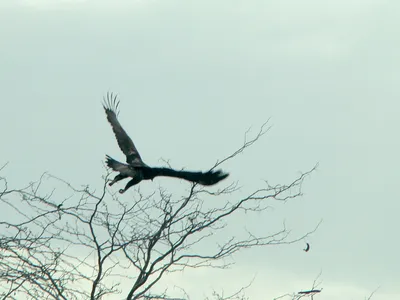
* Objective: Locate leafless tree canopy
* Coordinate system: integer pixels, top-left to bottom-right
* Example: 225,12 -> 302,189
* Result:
0,124 -> 318,300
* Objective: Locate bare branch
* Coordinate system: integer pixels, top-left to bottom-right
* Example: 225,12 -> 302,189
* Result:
0,122 -> 319,300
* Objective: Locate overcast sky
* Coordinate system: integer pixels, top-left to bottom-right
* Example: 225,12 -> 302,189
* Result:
1,0 -> 399,299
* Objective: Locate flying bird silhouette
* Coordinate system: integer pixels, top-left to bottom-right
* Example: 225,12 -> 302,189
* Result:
103,93 -> 229,193
303,243 -> 310,252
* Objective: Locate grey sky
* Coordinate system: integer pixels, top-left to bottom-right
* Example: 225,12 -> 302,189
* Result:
1,0 -> 399,299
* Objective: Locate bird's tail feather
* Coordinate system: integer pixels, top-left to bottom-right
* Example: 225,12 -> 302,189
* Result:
105,155 -> 129,173
106,155 -> 117,169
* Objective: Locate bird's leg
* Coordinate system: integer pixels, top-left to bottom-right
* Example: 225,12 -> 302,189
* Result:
119,177 -> 142,194
109,174 -> 127,186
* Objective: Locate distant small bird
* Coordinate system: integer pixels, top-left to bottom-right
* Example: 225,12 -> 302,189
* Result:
298,289 -> 321,295
303,242 -> 310,252
103,93 -> 229,193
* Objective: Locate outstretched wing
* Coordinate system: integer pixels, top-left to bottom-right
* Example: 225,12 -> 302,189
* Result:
103,92 -> 145,166
144,167 -> 229,186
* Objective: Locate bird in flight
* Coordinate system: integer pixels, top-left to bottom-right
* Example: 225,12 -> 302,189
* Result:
103,93 -> 229,193
303,242 -> 310,252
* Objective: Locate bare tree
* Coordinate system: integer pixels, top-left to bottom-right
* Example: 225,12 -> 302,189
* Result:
0,123 -> 318,300
273,272 -> 323,300
273,272 -> 379,300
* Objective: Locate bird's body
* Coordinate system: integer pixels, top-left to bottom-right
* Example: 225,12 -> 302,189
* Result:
103,93 -> 229,193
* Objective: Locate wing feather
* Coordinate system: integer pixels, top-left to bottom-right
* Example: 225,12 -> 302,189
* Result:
103,92 -> 144,166
143,167 -> 229,186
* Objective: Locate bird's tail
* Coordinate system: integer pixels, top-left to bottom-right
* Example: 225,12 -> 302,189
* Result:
106,155 -> 117,168
105,155 -> 129,173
